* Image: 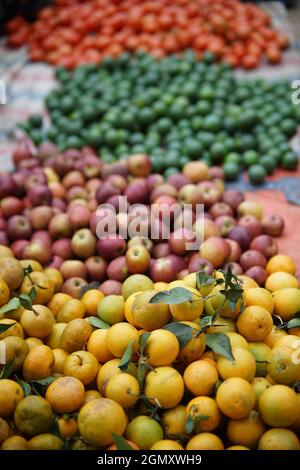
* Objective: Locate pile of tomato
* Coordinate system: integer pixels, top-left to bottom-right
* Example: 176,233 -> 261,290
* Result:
6,0 -> 288,69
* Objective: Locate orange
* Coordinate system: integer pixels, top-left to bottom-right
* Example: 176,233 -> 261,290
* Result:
19,271 -> 54,304
273,287 -> 300,321
27,434 -> 64,450
78,398 -> 128,447
1,435 -> 28,450
227,445 -> 250,450
208,285 -> 242,320
63,351 -> 99,385
251,377 -> 273,410
83,390 -> 102,405
20,259 -> 43,272
45,376 -> 85,413
22,344 -> 54,380
47,293 -> 72,318
81,289 -> 104,316
170,288 -> 204,321
177,321 -> 206,364
0,257 -> 24,290
57,417 -> 78,439
145,329 -> 179,366
291,394 -> 300,433
238,275 -> 258,291
236,306 -> 273,342
52,348 -> 68,374
267,345 -> 300,384
45,322 -> 66,349
216,377 -> 255,419
258,428 -> 300,450
150,440 -> 184,450
161,405 -> 187,438
217,347 -> 256,382
186,433 -> 224,450
20,305 -> 55,339
25,337 -> 43,349
206,315 -> 237,334
227,410 -> 266,449
186,396 -> 221,432
44,267 -> 64,293
97,295 -> 125,324
121,274 -> 154,300
106,322 -> 138,358
263,326 -> 287,348
266,254 -> 296,275
0,319 -> 24,339
106,373 -> 140,408
57,299 -> 85,323
183,360 -> 219,396
145,366 -> 184,409
87,329 -> 114,363
265,271 -> 298,292
225,332 -> 248,350
60,318 -> 92,352
2,336 -> 29,372
14,395 -> 53,436
96,358 -> 137,396
153,282 -> 168,291
244,287 -> 274,313
0,379 -> 24,418
248,342 -> 271,377
2,304 -> 24,321
130,290 -> 170,330
125,415 -> 163,450
0,279 -> 9,307
0,417 -> 11,443
124,291 -> 142,325
273,334 -> 300,348
0,246 -> 14,258
259,384 -> 300,427
107,439 -> 139,450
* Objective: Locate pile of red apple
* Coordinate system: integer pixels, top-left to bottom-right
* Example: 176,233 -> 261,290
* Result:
0,140 -> 284,296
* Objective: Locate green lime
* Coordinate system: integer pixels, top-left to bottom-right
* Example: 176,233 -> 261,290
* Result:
248,165 -> 267,185
260,155 -> 277,174
281,152 -> 299,170
225,152 -> 241,165
28,114 -> 43,129
280,118 -> 297,137
223,162 -> 240,181
185,139 -> 203,159
243,150 -> 259,168
210,142 -> 227,162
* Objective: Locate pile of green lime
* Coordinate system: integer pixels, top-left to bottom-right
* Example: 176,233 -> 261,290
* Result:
20,51 -> 300,184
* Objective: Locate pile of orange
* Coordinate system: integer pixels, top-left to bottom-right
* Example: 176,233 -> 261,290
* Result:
0,247 -> 300,450
5,0 -> 288,68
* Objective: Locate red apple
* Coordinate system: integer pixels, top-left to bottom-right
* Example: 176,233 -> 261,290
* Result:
167,173 -> 191,190
152,242 -> 171,259
71,228 -> 96,258
1,197 -> 23,218
24,173 -> 47,191
178,269 -> 189,280
51,198 -> 67,213
66,186 -> 88,202
23,241 -> 51,265
52,238 -> 73,260
239,250 -> 267,271
0,173 -> 17,198
250,235 -> 278,259
183,161 -> 210,183
105,174 -> 127,192
49,213 -> 72,238
127,237 -> 153,252
202,219 -> 221,240
244,266 -> 268,286
150,184 -> 178,202
197,181 -> 222,207
188,255 -> 214,274
49,181 -> 66,199
7,215 -> 32,240
101,161 -> 129,179
215,215 -> 236,237
62,170 -> 85,189
75,156 -> 102,178
199,237 -> 231,268
47,255 -> 64,269
31,230 -> 52,249
51,154 -> 74,177
223,261 -> 243,276
128,154 -> 152,177
174,208 -> 196,231
96,235 -> 127,260
27,185 -> 52,207
150,257 -> 177,283
124,180 -> 149,204
125,245 -> 151,274
96,182 -> 120,204
238,215 -> 262,239
62,277 -> 88,298
85,256 -> 107,282
86,178 -> 102,196
107,256 -> 129,282
29,206 -> 53,230
37,142 -> 58,161
221,190 -> 244,211
261,214 -> 284,237
227,226 -> 252,251
209,202 -> 233,219
169,228 -> 196,256
60,260 -> 87,279
99,279 -> 122,296
151,195 -> 178,221
12,140 -> 33,165
146,174 -> 164,192
11,239 -> 29,258
0,232 -> 8,245
68,204 -> 91,230
168,254 -> 187,273
178,184 -> 203,208
0,219 -> 6,231
209,166 -> 224,180
226,239 -> 242,262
